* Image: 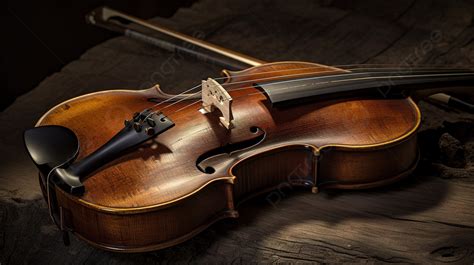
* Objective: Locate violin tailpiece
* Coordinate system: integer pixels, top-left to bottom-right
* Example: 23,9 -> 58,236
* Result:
200,78 -> 234,129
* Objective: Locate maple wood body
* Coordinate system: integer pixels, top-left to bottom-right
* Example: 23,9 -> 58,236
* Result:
36,62 -> 420,252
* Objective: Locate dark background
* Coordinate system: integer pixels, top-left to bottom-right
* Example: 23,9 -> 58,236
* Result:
4,0 -> 196,110
1,0 -> 474,263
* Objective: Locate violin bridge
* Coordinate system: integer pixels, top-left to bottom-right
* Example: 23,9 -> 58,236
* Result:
200,78 -> 234,129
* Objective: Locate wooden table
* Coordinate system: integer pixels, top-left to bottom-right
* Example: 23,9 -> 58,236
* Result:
1,0 -> 473,263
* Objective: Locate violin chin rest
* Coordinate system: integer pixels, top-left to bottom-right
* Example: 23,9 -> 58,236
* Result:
24,125 -> 84,195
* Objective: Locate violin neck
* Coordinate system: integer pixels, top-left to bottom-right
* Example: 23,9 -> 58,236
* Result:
257,69 -> 474,106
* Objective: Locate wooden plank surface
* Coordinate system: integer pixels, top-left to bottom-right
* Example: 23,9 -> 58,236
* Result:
1,0 -> 474,264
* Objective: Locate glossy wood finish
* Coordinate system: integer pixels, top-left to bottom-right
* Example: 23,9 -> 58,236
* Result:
36,61 -> 420,251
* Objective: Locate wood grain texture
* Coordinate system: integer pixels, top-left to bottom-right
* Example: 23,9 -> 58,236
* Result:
32,61 -> 421,251
1,0 -> 474,263
36,62 -> 419,206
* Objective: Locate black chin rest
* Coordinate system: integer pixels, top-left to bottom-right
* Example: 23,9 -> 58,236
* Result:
24,125 -> 84,194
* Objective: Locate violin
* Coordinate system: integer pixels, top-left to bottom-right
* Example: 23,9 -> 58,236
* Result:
23,7 -> 474,252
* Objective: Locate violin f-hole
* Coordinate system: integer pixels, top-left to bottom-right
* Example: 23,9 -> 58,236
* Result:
196,126 -> 265,174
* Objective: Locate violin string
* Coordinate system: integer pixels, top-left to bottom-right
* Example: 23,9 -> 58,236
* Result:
141,64 -> 474,119
219,63 -> 474,78
157,67 -> 351,113
145,63 -> 474,112
207,64 -> 474,90
147,65 -> 347,111
169,75 -> 474,117
168,71 -> 474,116
155,68 -> 343,113
218,66 -> 473,88
155,66 -> 474,114
173,99 -> 203,113
222,69 -> 474,94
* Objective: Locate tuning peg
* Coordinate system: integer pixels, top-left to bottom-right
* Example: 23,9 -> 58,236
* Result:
133,122 -> 142,132
146,118 -> 156,127
146,127 -> 155,136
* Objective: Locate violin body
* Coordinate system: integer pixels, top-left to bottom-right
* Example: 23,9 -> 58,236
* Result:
34,62 -> 420,252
